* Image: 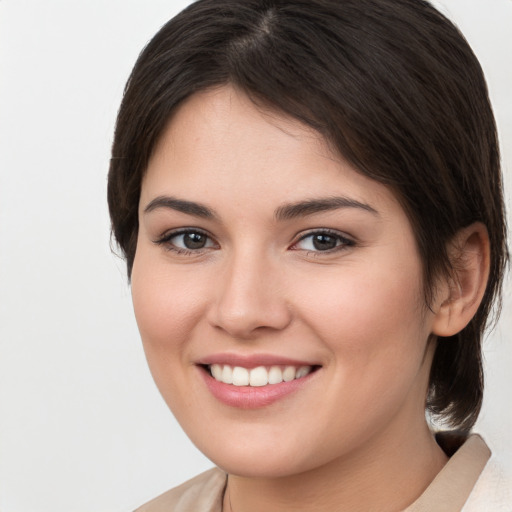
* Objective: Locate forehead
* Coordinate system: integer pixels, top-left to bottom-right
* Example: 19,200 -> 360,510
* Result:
149,85 -> 330,173
142,85 -> 402,219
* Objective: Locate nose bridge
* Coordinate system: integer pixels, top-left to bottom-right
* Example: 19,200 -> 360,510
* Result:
209,245 -> 291,337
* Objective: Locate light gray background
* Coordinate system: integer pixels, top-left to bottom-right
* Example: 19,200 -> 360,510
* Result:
0,1 -> 510,511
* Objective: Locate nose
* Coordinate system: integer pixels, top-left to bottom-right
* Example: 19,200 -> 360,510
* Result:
207,251 -> 292,339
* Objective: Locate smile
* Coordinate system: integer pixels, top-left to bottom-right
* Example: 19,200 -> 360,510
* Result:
209,364 -> 314,387
198,358 -> 321,409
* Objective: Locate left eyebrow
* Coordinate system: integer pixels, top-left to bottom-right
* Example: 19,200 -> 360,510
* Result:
143,195 -> 217,219
274,196 -> 379,221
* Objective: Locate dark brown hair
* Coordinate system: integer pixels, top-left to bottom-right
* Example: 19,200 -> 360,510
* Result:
108,0 -> 508,431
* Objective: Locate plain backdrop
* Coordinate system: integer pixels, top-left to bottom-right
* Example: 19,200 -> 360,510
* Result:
0,1 -> 511,511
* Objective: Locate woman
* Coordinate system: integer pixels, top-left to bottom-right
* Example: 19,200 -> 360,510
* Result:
108,0 -> 509,510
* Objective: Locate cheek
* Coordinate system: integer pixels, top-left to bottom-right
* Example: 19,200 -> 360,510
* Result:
290,265 -> 430,449
130,248 -> 208,380
298,256 -> 428,378
130,261 -> 214,424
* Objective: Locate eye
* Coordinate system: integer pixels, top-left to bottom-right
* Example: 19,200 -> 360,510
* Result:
292,230 -> 354,252
154,229 -> 217,253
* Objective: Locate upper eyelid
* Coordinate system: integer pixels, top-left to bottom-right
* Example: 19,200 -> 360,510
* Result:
289,229 -> 356,252
294,228 -> 354,242
155,227 -> 214,242
153,227 -> 355,249
153,228 -> 219,256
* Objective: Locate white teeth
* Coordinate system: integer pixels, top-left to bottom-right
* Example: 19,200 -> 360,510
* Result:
232,367 -> 249,386
249,366 -> 268,387
221,365 -> 233,384
268,365 -> 283,384
282,366 -> 296,382
296,366 -> 310,379
209,364 -> 313,386
211,364 -> 223,380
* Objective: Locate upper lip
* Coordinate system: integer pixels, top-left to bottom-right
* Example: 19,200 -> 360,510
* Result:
196,353 -> 320,369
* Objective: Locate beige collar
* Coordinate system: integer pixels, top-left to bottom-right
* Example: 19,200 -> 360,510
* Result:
404,434 -> 491,512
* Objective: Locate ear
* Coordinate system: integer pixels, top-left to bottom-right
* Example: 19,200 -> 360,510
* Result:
432,222 -> 490,337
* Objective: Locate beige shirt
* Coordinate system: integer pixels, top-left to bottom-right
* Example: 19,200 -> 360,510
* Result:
134,435 -> 510,512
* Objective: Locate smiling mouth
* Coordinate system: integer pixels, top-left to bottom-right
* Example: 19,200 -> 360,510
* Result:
205,364 -> 318,387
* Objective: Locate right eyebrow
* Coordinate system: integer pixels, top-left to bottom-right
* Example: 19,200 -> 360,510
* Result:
274,196 -> 379,221
143,196 -> 217,220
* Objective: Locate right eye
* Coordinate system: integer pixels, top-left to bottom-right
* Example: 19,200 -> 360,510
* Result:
154,229 -> 217,254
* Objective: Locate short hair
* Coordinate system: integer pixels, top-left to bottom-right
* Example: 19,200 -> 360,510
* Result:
108,0 -> 508,432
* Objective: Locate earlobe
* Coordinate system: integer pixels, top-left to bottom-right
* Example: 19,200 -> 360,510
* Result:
432,223 -> 490,337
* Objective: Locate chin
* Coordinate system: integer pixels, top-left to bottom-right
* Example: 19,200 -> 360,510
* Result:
208,449 -> 314,479
185,423 -> 336,479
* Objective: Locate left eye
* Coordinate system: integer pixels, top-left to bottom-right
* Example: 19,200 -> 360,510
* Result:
157,230 -> 216,251
174,232 -> 212,249
293,232 -> 353,252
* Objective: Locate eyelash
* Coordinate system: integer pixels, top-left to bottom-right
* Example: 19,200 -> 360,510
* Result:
291,229 -> 355,255
154,228 -> 355,256
153,228 -> 217,255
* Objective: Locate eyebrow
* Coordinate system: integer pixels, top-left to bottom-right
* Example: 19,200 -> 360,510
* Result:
274,196 -> 379,220
143,195 -> 378,221
144,196 -> 217,219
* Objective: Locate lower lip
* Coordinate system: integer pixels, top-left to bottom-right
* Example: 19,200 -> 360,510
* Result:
199,368 -> 316,409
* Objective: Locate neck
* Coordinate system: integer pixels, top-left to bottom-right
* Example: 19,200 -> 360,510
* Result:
223,419 -> 448,512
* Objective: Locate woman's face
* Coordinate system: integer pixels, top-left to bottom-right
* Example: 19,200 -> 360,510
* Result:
132,85 -> 441,478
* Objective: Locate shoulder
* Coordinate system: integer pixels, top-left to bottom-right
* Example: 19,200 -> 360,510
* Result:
463,448 -> 512,511
134,467 -> 227,512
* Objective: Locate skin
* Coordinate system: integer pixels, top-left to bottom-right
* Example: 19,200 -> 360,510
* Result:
131,85 -> 485,511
